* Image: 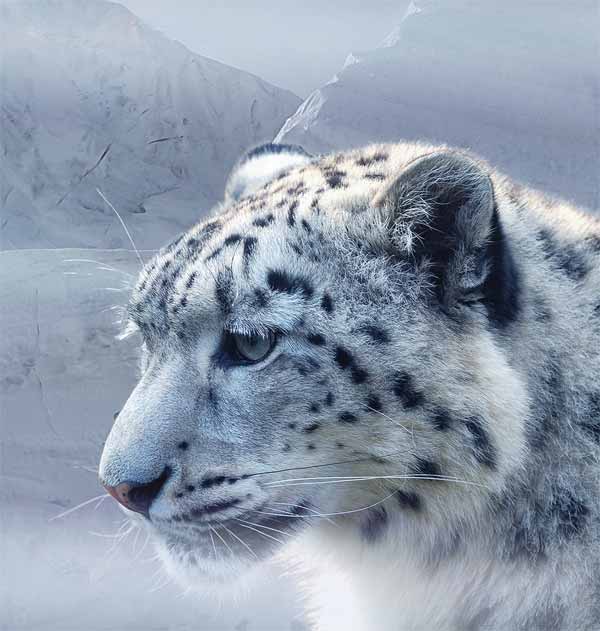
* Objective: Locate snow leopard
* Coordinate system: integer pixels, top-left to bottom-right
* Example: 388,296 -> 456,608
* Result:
99,141 -> 600,630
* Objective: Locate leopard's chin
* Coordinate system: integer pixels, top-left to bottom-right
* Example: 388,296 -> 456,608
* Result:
151,529 -> 270,596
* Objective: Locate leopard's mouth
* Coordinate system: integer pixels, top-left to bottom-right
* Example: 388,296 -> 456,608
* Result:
150,500 -> 314,580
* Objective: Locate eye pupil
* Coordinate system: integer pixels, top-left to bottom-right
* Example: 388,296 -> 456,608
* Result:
230,331 -> 275,363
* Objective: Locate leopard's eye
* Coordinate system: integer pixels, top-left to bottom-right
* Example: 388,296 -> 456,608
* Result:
229,331 -> 276,363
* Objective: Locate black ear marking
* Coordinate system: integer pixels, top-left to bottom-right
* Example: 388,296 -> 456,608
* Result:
374,152 -> 520,327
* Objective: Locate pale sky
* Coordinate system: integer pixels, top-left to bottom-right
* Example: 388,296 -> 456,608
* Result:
118,0 -> 410,97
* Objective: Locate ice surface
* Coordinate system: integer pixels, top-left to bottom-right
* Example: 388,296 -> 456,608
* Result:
0,0 -> 300,251
0,249 -> 305,630
276,0 -> 600,212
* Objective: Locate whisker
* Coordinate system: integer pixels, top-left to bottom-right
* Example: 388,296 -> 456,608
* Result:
49,494 -> 110,521
209,528 -> 218,562
270,502 -> 337,526
235,518 -> 295,539
258,492 -> 399,520
366,405 -> 412,436
62,258 -> 132,277
222,524 -> 258,559
264,474 -> 490,490
96,188 -> 144,267
210,526 -> 235,556
236,522 -> 285,546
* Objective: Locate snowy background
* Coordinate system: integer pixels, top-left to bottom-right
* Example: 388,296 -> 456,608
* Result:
1,1 -> 598,630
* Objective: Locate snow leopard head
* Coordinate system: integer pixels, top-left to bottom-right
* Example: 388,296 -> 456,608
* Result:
99,141 -> 528,590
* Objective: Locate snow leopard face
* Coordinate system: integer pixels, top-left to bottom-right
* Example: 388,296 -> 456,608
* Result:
99,142 -> 528,589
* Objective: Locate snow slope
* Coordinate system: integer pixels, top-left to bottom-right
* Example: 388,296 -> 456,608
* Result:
276,0 -> 600,211
0,0 -> 300,250
0,248 -> 305,630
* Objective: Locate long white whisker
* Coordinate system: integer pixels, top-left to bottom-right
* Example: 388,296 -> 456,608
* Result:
236,522 -> 285,545
62,258 -> 130,275
258,492 -> 399,519
222,524 -> 258,559
264,475 -> 489,490
270,501 -> 337,526
96,188 -> 144,267
49,494 -> 110,521
366,405 -> 412,436
210,526 -> 235,556
209,528 -> 218,562
235,518 -> 295,538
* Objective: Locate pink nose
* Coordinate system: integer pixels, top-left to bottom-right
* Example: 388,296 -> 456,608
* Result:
102,467 -> 171,517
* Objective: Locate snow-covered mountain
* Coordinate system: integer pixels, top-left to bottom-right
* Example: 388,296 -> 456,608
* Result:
276,0 -> 600,211
0,0 -> 300,250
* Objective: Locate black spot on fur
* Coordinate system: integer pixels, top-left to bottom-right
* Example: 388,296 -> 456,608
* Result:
252,213 -> 275,228
364,172 -> 386,180
464,417 -> 497,468
538,229 -> 589,281
361,324 -> 390,344
392,372 -> 424,408
307,333 -> 326,346
366,393 -> 383,413
205,246 -> 223,261
526,356 -> 565,452
554,489 -> 589,539
287,200 -> 297,227
339,411 -> 359,423
362,507 -> 388,543
580,392 -> 600,443
307,443 -> 316,450
301,218 -> 312,233
309,403 -> 320,413
215,271 -> 233,313
356,152 -> 388,167
325,392 -> 335,407
253,288 -> 269,308
185,272 -> 196,290
322,165 -> 347,188
223,234 -> 242,248
186,485 -> 195,492
267,269 -> 314,298
243,236 -> 257,268
334,346 -> 353,369
431,408 -> 452,431
396,490 -> 422,511
200,476 -> 227,489
336,442 -> 345,449
321,292 -> 334,313
304,423 -> 320,433
411,458 -> 442,477
351,366 -> 368,384
178,441 -> 189,451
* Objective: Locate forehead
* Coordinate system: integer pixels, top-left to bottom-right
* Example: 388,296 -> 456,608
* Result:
127,143 -> 426,334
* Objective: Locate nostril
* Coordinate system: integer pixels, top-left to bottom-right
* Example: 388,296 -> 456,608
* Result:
103,466 -> 171,517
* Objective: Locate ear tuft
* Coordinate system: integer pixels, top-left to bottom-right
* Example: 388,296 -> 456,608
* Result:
225,143 -> 312,202
374,151 -> 520,325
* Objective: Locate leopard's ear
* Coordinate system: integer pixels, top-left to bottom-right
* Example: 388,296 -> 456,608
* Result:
373,151 -> 520,326
225,143 -> 312,202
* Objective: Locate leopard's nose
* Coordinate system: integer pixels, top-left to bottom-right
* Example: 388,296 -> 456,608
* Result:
102,467 -> 171,517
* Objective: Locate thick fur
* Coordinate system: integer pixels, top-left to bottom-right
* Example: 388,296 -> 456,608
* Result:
100,141 -> 600,630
